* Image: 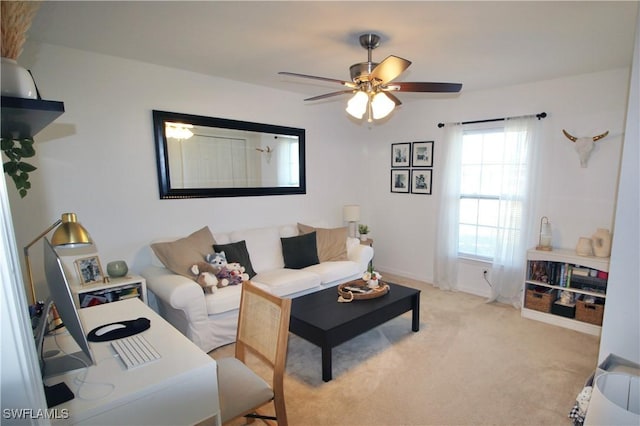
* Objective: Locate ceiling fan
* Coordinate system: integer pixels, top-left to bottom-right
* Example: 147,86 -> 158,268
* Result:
279,33 -> 462,122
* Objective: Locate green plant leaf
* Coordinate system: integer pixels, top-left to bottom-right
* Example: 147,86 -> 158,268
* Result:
4,161 -> 17,174
2,137 -> 37,197
18,162 -> 37,172
1,139 -> 15,150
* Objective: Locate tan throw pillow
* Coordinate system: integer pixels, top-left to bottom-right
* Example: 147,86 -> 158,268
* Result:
151,226 -> 216,278
297,223 -> 348,262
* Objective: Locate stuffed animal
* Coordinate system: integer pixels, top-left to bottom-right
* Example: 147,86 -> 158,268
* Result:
189,262 -> 221,294
225,262 -> 250,282
214,262 -> 249,286
190,253 -> 250,291
206,251 -> 227,267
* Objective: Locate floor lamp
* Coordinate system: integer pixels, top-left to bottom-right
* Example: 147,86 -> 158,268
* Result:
24,213 -> 93,305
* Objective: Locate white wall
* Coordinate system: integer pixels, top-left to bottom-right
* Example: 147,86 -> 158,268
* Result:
12,43 -> 367,299
598,11 -> 640,365
359,68 -> 629,297
10,43 -> 631,303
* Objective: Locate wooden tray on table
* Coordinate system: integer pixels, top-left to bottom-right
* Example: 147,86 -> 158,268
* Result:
337,279 -> 390,301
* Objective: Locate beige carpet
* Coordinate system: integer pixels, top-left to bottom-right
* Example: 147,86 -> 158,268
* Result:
209,273 -> 599,425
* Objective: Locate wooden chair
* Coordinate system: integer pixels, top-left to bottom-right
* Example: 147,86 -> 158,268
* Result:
217,282 -> 291,425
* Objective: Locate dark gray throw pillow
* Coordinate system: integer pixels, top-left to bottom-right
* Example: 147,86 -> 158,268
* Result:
281,232 -> 320,269
213,240 -> 256,278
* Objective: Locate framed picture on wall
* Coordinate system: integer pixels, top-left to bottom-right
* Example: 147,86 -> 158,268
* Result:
391,169 -> 410,193
411,141 -> 434,167
391,143 -> 411,167
75,256 -> 104,285
411,169 -> 432,194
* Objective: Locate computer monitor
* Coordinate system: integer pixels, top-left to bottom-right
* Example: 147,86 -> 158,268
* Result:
34,238 -> 95,378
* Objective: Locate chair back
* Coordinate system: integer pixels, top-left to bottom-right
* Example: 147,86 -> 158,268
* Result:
236,282 -> 291,373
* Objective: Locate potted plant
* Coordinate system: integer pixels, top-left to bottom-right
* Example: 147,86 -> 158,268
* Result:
1,1 -> 42,198
2,137 -> 36,198
358,224 -> 369,241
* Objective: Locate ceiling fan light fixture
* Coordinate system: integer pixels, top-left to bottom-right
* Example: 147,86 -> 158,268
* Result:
346,91 -> 368,119
371,92 -> 395,119
165,122 -> 194,140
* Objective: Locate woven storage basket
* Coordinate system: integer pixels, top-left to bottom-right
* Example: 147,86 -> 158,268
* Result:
524,288 -> 554,313
576,300 -> 604,325
338,279 -> 389,300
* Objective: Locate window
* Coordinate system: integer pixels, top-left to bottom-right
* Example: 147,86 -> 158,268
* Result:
458,125 -> 527,260
277,137 -> 299,186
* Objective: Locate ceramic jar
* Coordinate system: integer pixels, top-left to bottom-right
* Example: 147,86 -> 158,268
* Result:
106,260 -> 128,278
1,58 -> 38,99
576,237 -> 593,256
592,228 -> 612,258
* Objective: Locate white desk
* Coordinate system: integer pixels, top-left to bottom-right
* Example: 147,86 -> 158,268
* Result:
43,298 -> 220,425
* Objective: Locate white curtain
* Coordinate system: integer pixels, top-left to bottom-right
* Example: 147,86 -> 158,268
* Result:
488,116 -> 541,306
433,123 -> 463,291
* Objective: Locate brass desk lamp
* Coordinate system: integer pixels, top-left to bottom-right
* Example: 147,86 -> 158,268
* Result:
24,213 -> 93,306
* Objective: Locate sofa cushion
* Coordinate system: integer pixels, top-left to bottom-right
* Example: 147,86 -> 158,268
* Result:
298,223 -> 349,262
251,269 -> 321,297
303,261 -> 360,285
281,232 -> 320,269
213,240 -> 256,278
204,284 -> 243,315
150,226 -> 216,278
229,226 -> 284,273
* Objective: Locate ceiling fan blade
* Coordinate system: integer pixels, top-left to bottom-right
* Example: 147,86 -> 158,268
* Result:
279,71 -> 356,88
369,55 -> 411,85
384,92 -> 402,106
385,82 -> 463,93
304,90 -> 355,101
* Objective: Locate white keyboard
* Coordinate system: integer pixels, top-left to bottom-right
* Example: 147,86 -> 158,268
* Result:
111,334 -> 161,370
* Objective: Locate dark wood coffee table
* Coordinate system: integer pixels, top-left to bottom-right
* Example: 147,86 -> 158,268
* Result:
289,282 -> 420,381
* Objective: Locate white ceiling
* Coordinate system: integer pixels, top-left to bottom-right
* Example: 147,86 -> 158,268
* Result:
27,1 -> 638,103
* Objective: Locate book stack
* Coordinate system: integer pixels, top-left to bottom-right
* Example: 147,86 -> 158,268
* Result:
528,261 -> 607,293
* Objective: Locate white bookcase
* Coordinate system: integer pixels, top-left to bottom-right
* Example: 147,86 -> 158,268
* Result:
70,274 -> 147,309
522,248 -> 609,336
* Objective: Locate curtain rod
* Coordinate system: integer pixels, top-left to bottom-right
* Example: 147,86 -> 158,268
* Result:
437,112 -> 547,128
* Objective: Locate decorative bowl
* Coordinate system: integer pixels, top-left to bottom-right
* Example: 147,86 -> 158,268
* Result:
106,260 -> 128,278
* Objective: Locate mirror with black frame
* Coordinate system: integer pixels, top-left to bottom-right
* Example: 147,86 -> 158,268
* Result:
152,110 -> 306,198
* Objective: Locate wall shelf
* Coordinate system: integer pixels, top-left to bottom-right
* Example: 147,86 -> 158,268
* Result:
1,96 -> 65,139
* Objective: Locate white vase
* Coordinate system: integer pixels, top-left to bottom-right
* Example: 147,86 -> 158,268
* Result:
1,57 -> 38,99
360,234 -> 368,241
576,237 -> 593,256
592,228 -> 612,258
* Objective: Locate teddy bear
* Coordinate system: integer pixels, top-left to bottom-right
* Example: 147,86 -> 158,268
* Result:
213,262 -> 249,286
190,253 -> 250,291
189,262 -> 222,294
204,251 -> 250,285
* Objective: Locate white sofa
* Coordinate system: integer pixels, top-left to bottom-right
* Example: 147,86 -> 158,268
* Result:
142,223 -> 374,353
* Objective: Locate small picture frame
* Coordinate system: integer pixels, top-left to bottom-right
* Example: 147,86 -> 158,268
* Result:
391,169 -> 410,193
75,256 -> 104,285
391,143 -> 411,167
411,141 -> 434,167
411,169 -> 433,194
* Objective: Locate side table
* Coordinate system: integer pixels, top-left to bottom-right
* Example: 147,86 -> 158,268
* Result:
360,238 -> 373,247
71,274 -> 147,309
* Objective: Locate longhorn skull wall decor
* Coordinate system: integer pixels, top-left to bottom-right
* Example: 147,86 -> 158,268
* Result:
562,129 -> 609,168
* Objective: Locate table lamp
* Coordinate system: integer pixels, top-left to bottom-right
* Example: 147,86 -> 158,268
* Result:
343,205 -> 361,238
24,213 -> 93,305
536,216 -> 552,251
